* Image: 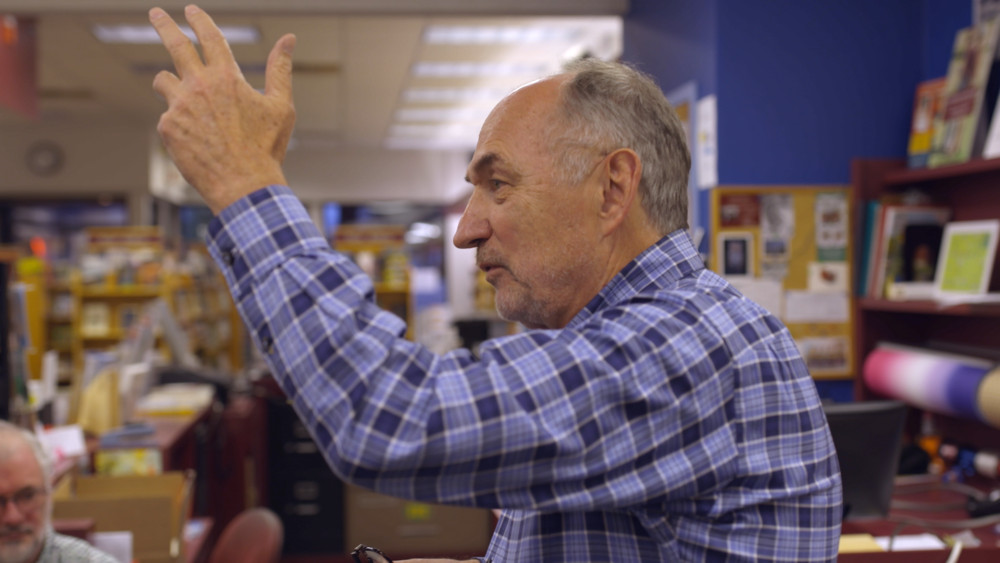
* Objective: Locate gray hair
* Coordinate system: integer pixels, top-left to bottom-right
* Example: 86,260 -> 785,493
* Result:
550,58 -> 691,234
0,420 -> 53,488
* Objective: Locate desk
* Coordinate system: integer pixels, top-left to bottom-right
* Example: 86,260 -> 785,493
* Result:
96,406 -> 215,516
100,406 -> 213,471
840,480 -> 1000,562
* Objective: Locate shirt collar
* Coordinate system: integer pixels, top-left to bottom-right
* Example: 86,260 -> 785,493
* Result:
568,229 -> 705,329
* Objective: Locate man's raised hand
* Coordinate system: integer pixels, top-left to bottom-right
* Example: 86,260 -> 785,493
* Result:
150,4 -> 296,214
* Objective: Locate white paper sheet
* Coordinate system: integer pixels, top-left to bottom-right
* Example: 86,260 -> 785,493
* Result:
783,291 -> 849,323
874,533 -> 946,551
730,278 -> 784,319
92,531 -> 132,563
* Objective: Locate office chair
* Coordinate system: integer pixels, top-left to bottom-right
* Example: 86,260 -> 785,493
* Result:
208,508 -> 284,563
823,400 -> 908,520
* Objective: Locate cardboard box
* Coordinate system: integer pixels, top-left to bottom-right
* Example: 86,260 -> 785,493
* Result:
344,485 -> 493,558
52,471 -> 193,563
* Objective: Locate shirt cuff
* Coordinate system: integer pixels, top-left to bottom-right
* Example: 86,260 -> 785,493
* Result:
204,185 -> 331,297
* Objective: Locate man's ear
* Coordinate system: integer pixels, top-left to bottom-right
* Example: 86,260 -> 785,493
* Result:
600,148 -> 642,235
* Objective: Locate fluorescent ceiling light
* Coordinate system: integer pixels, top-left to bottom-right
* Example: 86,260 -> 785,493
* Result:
395,107 -> 491,123
403,87 -> 511,103
93,23 -> 259,44
424,25 -> 579,45
384,136 -> 477,151
408,222 -> 443,239
389,123 -> 479,137
385,122 -> 480,150
412,61 -> 551,78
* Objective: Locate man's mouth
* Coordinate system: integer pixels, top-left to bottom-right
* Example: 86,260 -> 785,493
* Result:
476,249 -> 506,283
0,529 -> 31,542
478,262 -> 506,283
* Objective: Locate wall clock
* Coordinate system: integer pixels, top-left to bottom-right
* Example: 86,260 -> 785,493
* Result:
25,141 -> 64,176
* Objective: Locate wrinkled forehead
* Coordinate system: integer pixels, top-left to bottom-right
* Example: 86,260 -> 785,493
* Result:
466,78 -> 567,180
0,441 -> 45,487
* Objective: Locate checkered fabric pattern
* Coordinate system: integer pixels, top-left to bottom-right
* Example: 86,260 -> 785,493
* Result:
207,186 -> 842,562
41,532 -> 119,562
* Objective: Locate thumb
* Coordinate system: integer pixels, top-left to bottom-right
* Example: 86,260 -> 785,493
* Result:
265,33 -> 296,100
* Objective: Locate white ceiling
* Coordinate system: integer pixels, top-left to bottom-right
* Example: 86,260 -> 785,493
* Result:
0,0 -> 626,205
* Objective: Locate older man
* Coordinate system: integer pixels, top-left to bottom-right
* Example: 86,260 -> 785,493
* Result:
0,421 -> 116,563
150,5 -> 842,561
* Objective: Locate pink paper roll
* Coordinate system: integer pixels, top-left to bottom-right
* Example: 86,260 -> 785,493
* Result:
863,343 -> 994,423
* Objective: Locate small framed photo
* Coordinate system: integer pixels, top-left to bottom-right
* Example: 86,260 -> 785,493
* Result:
934,219 -> 1000,298
717,231 -> 754,277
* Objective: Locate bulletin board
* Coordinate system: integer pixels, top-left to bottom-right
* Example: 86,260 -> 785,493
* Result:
710,186 -> 853,380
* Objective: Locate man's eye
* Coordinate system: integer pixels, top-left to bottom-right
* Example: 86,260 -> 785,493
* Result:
14,488 -> 37,504
490,179 -> 506,190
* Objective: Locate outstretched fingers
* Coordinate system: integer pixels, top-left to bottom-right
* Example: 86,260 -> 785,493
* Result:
182,4 -> 239,71
148,7 -> 201,78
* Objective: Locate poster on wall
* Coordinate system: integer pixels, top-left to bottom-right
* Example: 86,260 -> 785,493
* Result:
710,186 -> 854,380
717,231 -> 754,277
759,193 -> 794,279
696,95 -> 718,189
814,192 -> 849,261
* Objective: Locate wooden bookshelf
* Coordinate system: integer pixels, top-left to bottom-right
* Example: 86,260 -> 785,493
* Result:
852,158 -> 1000,452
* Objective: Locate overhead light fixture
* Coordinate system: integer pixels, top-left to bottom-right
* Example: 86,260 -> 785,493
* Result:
423,25 -> 579,45
403,87 -> 511,103
385,123 -> 480,150
395,107 -> 491,123
384,136 -> 478,151
93,23 -> 260,44
407,222 -> 443,240
389,123 -> 480,138
412,61 -> 552,78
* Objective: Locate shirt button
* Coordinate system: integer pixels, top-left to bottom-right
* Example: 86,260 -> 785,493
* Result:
222,250 -> 235,265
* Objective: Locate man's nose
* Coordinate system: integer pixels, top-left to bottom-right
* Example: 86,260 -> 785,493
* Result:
0,502 -> 27,526
453,190 -> 491,249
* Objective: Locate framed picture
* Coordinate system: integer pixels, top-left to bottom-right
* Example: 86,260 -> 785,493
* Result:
934,219 -> 1000,298
718,231 -> 754,277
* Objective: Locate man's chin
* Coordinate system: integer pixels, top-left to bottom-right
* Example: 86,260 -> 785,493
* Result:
0,535 -> 42,563
495,294 -> 548,329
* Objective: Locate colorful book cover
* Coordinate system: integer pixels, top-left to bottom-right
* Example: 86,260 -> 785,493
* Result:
857,200 -> 882,297
871,205 -> 952,298
907,77 -> 947,168
928,18 -> 1000,168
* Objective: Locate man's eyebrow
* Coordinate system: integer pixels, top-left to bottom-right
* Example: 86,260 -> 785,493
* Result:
465,152 -> 500,184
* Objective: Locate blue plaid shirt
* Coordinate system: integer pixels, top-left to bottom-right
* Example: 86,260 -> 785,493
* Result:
207,186 -> 842,562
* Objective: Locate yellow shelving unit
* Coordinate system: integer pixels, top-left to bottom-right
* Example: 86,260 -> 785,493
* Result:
333,224 -> 413,340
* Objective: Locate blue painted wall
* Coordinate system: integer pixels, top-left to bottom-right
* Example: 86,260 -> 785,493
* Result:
621,1 -> 973,400
924,0 -> 973,80
715,2 -> 922,184
623,0 -> 717,98
622,0 -> 973,185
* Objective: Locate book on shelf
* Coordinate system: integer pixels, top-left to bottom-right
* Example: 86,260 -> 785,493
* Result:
907,77 -> 947,168
928,17 -> 1000,168
50,293 -> 74,319
857,200 -> 882,297
80,302 -> 112,337
934,219 -> 1000,302
116,303 -> 142,334
868,204 -> 951,299
901,223 -> 946,282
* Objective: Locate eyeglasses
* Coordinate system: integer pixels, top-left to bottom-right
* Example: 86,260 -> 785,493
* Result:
351,544 -> 393,563
0,487 -> 46,514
